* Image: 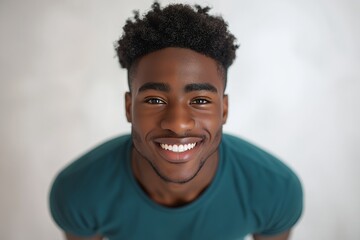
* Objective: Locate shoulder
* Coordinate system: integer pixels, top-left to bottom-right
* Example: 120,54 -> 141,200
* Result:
221,133 -> 303,235
59,134 -> 131,178
221,133 -> 299,181
51,134 -> 131,196
49,134 -> 131,235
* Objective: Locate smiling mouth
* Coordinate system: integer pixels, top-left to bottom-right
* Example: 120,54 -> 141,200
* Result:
159,143 -> 197,153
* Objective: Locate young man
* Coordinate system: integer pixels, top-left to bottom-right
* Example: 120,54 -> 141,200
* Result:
50,3 -> 303,240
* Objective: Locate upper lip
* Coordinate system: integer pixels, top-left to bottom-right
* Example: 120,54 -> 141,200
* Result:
153,137 -> 203,145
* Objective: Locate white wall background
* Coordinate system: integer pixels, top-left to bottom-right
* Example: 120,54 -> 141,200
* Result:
0,0 -> 359,239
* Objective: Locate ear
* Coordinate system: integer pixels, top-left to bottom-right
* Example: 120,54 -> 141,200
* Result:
125,92 -> 132,123
222,94 -> 229,124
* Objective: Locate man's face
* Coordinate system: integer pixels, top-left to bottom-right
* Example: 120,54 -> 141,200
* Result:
126,47 -> 228,184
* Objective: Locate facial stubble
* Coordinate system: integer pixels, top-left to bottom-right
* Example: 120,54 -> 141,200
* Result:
131,128 -> 222,184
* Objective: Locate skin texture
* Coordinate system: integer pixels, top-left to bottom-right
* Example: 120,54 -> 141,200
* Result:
126,47 -> 228,206
64,47 -> 291,240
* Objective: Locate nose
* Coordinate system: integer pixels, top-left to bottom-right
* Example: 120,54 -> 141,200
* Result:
160,103 -> 195,134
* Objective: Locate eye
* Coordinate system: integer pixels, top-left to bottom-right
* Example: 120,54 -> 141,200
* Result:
191,98 -> 211,105
145,97 -> 166,104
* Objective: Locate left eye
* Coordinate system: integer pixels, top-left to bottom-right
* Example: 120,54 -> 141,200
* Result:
191,98 -> 210,104
145,98 -> 166,104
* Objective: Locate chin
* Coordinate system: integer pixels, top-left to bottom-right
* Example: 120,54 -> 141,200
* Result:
151,162 -> 205,184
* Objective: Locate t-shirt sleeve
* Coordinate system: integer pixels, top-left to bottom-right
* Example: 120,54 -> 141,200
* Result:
49,172 -> 98,237
258,172 -> 303,236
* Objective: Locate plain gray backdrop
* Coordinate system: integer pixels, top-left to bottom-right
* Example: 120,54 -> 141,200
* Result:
0,0 -> 359,239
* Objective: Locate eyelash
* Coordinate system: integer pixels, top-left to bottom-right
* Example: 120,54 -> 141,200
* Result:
190,98 -> 211,105
144,97 -> 211,105
145,98 -> 166,104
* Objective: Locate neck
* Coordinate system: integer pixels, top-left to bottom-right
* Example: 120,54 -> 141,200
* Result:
131,148 -> 219,207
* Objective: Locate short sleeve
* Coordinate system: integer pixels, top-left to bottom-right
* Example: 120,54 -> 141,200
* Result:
49,172 -> 98,237
258,173 -> 303,236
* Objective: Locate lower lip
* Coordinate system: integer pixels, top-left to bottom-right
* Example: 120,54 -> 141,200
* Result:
156,142 -> 202,164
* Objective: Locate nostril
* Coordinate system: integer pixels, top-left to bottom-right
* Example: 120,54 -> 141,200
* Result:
160,116 -> 195,133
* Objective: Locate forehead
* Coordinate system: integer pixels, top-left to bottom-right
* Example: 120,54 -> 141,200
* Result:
131,47 -> 225,92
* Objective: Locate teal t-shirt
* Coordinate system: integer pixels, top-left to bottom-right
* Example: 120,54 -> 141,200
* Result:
49,134 -> 303,239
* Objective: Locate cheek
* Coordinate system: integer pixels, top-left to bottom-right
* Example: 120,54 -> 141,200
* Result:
194,107 -> 224,130
131,126 -> 152,156
131,127 -> 142,145
131,103 -> 163,137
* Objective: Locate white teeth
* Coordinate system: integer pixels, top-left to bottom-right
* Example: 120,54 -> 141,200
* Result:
160,143 -> 197,153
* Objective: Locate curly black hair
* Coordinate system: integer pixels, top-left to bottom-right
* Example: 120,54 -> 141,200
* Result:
115,2 -> 239,88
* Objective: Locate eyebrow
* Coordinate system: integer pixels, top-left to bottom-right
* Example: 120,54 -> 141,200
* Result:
138,82 -> 170,93
138,82 -> 218,93
184,83 -> 218,93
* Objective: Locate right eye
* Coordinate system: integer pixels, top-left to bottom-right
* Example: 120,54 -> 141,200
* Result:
145,98 -> 166,104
